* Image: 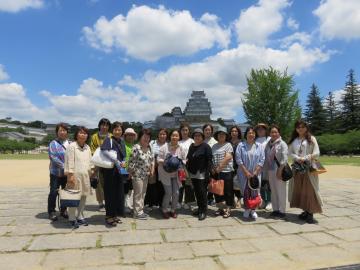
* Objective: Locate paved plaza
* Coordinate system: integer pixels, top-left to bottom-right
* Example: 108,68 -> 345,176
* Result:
0,178 -> 359,270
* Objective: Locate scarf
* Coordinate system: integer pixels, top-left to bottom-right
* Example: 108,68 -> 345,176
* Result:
267,137 -> 282,169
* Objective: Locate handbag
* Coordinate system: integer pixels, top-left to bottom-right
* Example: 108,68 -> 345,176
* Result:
244,180 -> 262,209
91,139 -> 117,168
310,160 -> 327,175
274,156 -> 293,181
59,187 -> 81,208
208,178 -> 224,196
178,168 -> 187,182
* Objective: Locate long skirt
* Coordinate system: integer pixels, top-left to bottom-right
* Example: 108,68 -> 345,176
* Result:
290,172 -> 322,214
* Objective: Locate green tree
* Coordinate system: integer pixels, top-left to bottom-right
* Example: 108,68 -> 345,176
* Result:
341,69 -> 360,131
304,83 -> 326,135
324,91 -> 340,133
242,67 -> 301,138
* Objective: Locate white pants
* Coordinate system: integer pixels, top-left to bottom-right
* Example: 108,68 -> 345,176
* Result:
68,196 -> 87,221
268,170 -> 287,213
132,178 -> 148,216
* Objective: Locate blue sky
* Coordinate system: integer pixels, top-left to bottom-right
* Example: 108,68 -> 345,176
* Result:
0,0 -> 359,127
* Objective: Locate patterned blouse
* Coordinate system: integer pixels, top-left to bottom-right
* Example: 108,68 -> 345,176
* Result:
128,144 -> 154,181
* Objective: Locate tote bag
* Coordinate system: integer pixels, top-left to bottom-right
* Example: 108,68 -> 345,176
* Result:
208,178 -> 224,196
59,188 -> 81,208
91,139 -> 117,168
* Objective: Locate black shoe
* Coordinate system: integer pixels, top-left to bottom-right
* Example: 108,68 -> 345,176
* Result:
71,221 -> 79,229
198,212 -> 206,221
49,212 -> 58,221
60,211 -> 69,219
269,211 -> 280,217
306,214 -> 318,224
298,211 -> 308,220
277,212 -> 286,219
77,219 -> 88,226
192,209 -> 199,216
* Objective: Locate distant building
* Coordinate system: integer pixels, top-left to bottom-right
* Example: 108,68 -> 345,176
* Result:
184,91 -> 212,122
0,132 -> 44,142
146,90 -> 242,131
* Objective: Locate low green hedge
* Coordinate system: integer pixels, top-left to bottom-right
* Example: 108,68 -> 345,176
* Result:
317,130 -> 360,155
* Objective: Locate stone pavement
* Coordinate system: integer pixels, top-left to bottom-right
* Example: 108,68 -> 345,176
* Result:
0,178 -> 359,270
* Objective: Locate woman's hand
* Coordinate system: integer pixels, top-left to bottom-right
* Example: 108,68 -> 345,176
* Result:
276,166 -> 283,180
67,174 -> 76,188
245,170 -> 253,179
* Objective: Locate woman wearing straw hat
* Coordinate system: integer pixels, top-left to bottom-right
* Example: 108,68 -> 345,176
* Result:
236,126 -> 265,220
211,126 -> 234,218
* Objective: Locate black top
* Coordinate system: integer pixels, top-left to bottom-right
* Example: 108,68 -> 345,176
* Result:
101,137 -> 126,162
231,140 -> 240,172
186,142 -> 213,174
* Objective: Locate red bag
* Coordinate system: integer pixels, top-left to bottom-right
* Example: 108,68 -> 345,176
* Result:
244,194 -> 262,209
208,178 -> 224,196
178,168 -> 187,182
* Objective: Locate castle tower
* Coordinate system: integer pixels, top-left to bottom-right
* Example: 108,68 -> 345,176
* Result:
184,91 -> 212,122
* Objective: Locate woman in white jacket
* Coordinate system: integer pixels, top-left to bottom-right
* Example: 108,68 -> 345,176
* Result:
288,120 -> 323,224
264,125 -> 288,219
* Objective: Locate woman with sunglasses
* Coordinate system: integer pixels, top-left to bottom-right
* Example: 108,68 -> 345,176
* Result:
288,119 -> 323,224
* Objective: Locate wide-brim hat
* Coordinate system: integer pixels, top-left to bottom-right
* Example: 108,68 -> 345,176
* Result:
213,126 -> 230,141
255,123 -> 268,130
192,128 -> 205,139
124,128 -> 138,140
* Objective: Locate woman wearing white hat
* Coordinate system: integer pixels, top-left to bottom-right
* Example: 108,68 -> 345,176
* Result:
123,128 -> 138,214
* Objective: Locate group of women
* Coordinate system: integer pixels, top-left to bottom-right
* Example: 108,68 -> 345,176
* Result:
47,118 -> 323,229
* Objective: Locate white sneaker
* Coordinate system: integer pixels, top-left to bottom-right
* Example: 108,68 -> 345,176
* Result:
176,203 -> 182,210
250,210 -> 258,219
265,202 -> 272,211
183,203 -> 190,210
243,209 -> 250,218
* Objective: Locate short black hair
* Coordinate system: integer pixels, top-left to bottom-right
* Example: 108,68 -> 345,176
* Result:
202,123 -> 214,134
270,124 -> 281,134
74,126 -> 89,141
244,126 -> 257,140
169,129 -> 180,138
229,125 -> 242,140
138,128 -> 152,140
111,121 -> 123,133
55,123 -> 69,134
98,118 -> 111,129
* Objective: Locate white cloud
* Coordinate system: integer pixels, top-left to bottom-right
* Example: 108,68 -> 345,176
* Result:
280,32 -> 312,48
234,0 -> 290,45
287,17 -> 299,30
120,43 -> 331,119
82,5 -> 230,61
314,0 -> 360,40
0,0 -> 43,13
0,65 -> 9,81
0,83 -> 43,120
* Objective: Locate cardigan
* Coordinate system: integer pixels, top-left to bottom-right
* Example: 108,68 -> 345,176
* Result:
186,142 -> 213,175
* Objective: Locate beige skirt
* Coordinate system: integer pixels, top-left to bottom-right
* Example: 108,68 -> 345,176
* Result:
290,171 -> 322,214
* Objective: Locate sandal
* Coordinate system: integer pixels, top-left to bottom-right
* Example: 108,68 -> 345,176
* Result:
215,209 -> 224,216
105,217 -> 117,227
223,209 -> 231,218
114,217 -> 123,224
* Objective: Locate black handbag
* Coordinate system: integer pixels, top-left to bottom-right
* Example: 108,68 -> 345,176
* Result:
274,156 -> 293,181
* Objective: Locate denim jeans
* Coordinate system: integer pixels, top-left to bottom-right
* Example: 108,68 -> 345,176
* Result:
47,174 -> 67,214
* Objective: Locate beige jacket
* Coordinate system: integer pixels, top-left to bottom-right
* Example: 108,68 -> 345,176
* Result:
64,142 -> 94,196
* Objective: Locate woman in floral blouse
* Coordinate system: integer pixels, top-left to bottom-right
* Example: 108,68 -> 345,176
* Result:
128,129 -> 155,220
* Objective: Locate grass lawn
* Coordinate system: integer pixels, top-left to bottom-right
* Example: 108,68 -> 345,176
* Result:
318,156 -> 360,166
0,153 -> 48,160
